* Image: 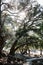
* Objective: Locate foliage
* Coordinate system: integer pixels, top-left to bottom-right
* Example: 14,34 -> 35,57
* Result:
0,0 -> 43,64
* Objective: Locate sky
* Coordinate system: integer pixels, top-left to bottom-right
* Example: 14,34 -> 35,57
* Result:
2,0 -> 43,7
37,0 -> 43,7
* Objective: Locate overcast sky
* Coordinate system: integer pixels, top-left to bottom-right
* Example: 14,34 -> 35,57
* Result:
37,0 -> 43,7
2,0 -> 43,6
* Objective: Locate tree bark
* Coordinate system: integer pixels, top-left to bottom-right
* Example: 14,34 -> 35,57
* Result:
40,48 -> 42,56
28,49 -> 30,57
7,37 -> 21,63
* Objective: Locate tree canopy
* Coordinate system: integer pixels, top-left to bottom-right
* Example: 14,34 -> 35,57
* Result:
0,0 -> 43,64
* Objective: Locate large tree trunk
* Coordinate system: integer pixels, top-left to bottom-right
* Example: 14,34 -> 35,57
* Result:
7,37 -> 20,63
7,38 -> 29,63
9,37 -> 20,55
